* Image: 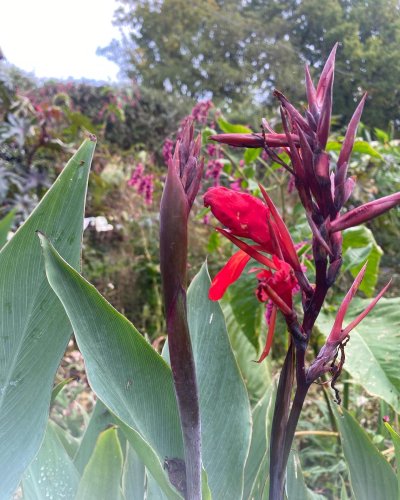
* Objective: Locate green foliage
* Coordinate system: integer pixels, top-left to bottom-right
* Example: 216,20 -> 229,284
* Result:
0,208 -> 15,248
217,116 -> 252,134
39,233 -> 184,497
384,422 -> 400,499
318,297 -> 400,412
75,427 -> 124,500
342,225 -> 383,297
122,443 -> 146,499
102,0 -> 400,128
243,383 -> 276,499
21,422 -> 80,500
100,0 -> 302,105
286,451 -> 309,500
187,263 -> 252,499
335,406 -> 398,500
0,139 -> 95,498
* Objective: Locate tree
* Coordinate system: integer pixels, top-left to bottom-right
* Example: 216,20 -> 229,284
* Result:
99,0 -> 303,105
101,0 -> 400,129
289,0 -> 400,127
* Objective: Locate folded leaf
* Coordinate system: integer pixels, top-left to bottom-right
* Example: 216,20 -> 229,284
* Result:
39,234 -> 184,499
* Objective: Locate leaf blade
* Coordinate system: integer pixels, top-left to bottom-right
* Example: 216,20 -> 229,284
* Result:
334,407 -> 397,500
39,234 -> 184,499
0,138 -> 95,498
187,263 -> 252,500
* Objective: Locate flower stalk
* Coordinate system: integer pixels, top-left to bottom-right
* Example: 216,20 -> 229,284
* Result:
160,118 -> 203,500
204,44 -> 398,499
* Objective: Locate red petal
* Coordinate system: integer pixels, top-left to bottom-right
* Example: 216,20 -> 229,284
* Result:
216,228 -> 278,270
259,184 -> 302,271
204,187 -> 274,252
257,305 -> 277,363
209,250 -> 251,300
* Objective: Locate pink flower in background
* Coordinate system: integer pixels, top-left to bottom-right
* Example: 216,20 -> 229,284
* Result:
162,139 -> 174,164
205,159 -> 224,186
128,164 -> 154,205
230,178 -> 245,191
206,143 -> 218,157
191,100 -> 213,125
128,163 -> 144,187
138,174 -> 155,205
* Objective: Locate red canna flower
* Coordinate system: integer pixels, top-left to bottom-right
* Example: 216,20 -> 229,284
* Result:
204,186 -> 274,250
254,256 -> 298,362
255,257 -> 297,315
208,250 -> 251,301
204,186 -> 301,270
205,186 -> 303,359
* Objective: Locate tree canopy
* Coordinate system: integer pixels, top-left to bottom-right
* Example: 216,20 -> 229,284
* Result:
100,0 -> 400,129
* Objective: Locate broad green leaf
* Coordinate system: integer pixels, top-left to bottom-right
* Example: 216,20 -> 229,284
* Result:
0,138 -> 95,499
326,140 -> 382,159
286,450 -> 308,500
38,235 -> 183,499
243,382 -> 276,499
244,147 -> 262,165
317,297 -> 400,412
334,407 -> 397,500
351,140 -> 383,158
122,442 -> 146,500
221,282 -> 272,405
222,263 -> 265,351
202,126 -> 217,145
146,472 -> 169,500
340,476 -> 352,500
187,263 -> 252,500
217,116 -> 252,134
51,422 -> 80,460
384,422 -> 400,500
374,128 -> 390,143
73,399 -> 113,473
21,421 -> 80,499
0,208 -> 15,249
342,225 -> 383,297
76,427 -> 124,500
116,418 -> 182,499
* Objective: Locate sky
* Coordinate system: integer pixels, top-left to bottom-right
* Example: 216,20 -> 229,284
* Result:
1,0 -> 121,82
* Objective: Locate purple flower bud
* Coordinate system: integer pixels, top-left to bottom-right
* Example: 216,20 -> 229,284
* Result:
336,94 -> 367,177
159,117 -> 203,498
209,132 -> 299,149
330,192 -> 400,232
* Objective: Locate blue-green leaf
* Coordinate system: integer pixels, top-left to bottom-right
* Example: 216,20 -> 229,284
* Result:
187,263 -> 252,499
0,138 -> 95,498
334,407 -> 397,500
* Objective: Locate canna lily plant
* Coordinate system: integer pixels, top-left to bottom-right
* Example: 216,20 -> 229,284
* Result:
3,44 -> 400,500
205,43 -> 400,499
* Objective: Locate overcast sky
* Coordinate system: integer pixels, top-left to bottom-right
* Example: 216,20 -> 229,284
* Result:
1,0 -> 121,81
